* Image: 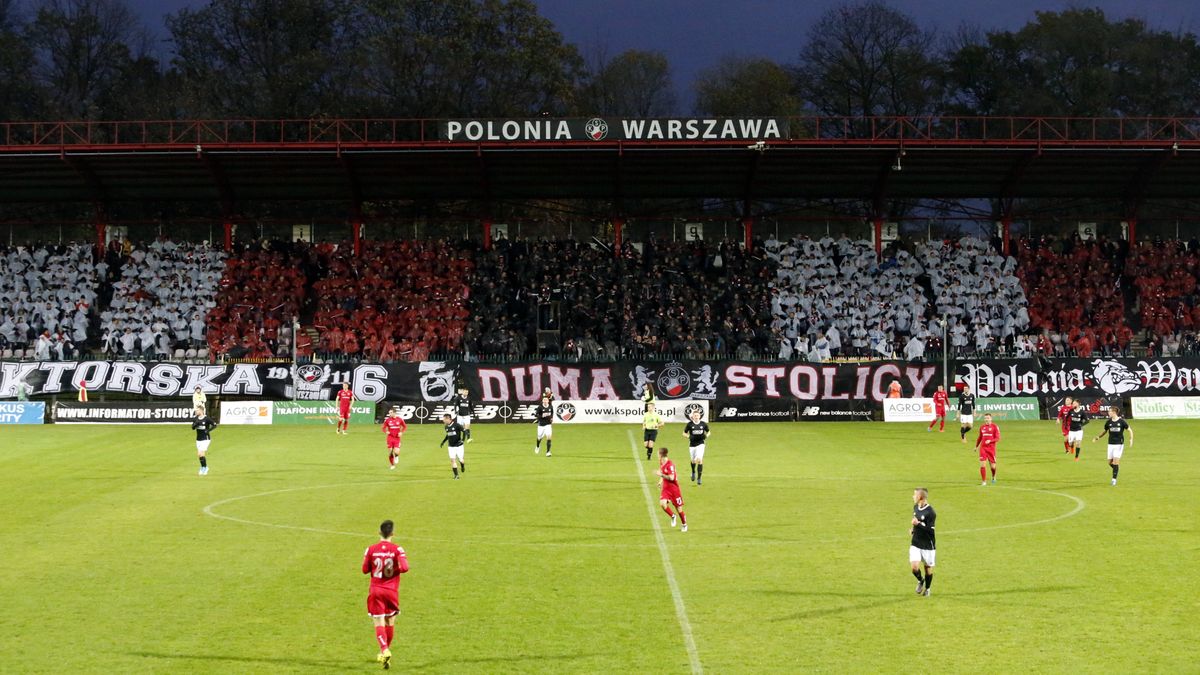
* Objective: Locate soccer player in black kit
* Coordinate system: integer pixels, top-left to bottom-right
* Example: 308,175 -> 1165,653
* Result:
452,388 -> 473,443
439,413 -> 466,478
682,410 -> 710,485
958,385 -> 976,443
534,395 -> 554,457
192,405 -> 218,476
1066,400 -> 1089,461
1093,405 -> 1132,485
908,487 -> 936,597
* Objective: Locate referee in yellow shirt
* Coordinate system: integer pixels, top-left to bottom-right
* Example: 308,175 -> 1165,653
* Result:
643,402 -> 664,460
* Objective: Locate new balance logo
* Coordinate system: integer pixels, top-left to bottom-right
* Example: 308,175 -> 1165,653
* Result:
802,406 -> 820,415
720,408 -> 737,416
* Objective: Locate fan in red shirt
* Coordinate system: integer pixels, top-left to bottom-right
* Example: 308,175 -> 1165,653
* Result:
363,519 -> 409,670
381,408 -> 408,470
656,447 -> 688,532
336,383 -> 355,435
975,413 -> 1000,486
927,385 -> 949,432
1056,396 -> 1074,452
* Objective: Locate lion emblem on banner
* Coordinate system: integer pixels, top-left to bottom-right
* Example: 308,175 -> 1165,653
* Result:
1091,359 -> 1141,395
690,365 -> 719,400
629,365 -> 655,397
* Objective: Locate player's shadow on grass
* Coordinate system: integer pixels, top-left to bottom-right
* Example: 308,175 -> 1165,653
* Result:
127,651 -> 345,669
769,596 -> 910,622
767,584 -> 1083,622
406,650 -> 605,670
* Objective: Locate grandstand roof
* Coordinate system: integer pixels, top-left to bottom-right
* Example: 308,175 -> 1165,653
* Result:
3,117 -> 1200,208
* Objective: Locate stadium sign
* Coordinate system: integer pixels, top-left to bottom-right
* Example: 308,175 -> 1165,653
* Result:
956,358 -> 1200,397
947,397 -> 1040,421
714,399 -> 795,422
52,401 -> 193,424
439,117 -> 788,142
552,399 -> 707,424
883,398 -> 936,422
219,401 -> 273,425
2,359 -> 941,404
795,401 -> 873,422
272,401 -> 374,426
1130,396 -> 1200,419
0,401 -> 45,424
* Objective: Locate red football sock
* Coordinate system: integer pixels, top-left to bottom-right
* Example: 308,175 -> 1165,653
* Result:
980,466 -> 987,481
662,505 -> 674,517
375,626 -> 388,650
990,465 -> 997,478
385,625 -> 394,646
679,511 -> 687,525
939,419 -> 945,431
928,420 -> 935,429
389,452 -> 396,466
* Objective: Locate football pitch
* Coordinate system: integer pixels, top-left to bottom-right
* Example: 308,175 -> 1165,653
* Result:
2,420 -> 1197,674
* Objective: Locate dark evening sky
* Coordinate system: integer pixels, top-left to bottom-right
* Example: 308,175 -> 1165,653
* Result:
130,0 -> 1200,110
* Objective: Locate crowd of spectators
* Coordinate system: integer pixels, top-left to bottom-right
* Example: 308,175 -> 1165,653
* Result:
0,243 -> 97,359
11,230 -> 1200,365
464,237 -> 772,360
311,240 -> 472,361
767,234 -> 925,360
1015,236 -> 1132,357
925,236 -> 1029,356
205,240 -> 317,358
1125,238 -> 1200,356
97,239 -> 226,358
765,234 -> 1028,361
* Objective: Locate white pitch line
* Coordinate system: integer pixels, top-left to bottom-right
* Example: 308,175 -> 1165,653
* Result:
628,430 -> 702,675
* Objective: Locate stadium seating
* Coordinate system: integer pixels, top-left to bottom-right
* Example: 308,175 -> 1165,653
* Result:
98,239 -> 226,358
310,240 -> 473,361
206,241 -> 320,359
467,238 -> 771,359
1014,236 -> 1129,356
1124,239 -> 1200,354
7,233 -> 1192,363
0,243 -> 98,356
767,235 -> 1028,359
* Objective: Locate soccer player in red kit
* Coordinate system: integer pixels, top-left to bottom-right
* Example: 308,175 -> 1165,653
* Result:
336,382 -> 355,435
656,447 -> 688,532
975,413 -> 1000,485
1056,396 -> 1074,453
363,519 -> 409,669
381,408 -> 407,470
928,385 -> 949,432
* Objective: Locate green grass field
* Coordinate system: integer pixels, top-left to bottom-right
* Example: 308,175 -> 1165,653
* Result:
2,419 -> 1198,674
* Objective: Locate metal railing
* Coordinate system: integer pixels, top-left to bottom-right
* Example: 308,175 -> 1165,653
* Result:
3,116 -> 1200,150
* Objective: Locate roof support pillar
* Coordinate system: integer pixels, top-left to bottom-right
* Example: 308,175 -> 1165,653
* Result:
94,213 -> 106,258
742,198 -> 754,250
613,216 -> 624,257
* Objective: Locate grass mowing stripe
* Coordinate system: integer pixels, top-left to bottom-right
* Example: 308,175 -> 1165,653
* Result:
628,429 -> 703,675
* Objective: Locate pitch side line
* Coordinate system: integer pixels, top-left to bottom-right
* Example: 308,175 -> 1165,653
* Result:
628,430 -> 702,675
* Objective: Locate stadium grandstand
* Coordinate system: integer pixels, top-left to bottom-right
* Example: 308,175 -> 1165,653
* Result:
2,116 -> 1200,362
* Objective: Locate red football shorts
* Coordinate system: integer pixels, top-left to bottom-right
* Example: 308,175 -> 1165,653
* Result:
661,486 -> 684,507
935,407 -> 946,417
386,436 -> 402,450
367,588 -> 399,617
1060,425 -> 1069,436
979,446 -> 996,463
339,405 -> 351,420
